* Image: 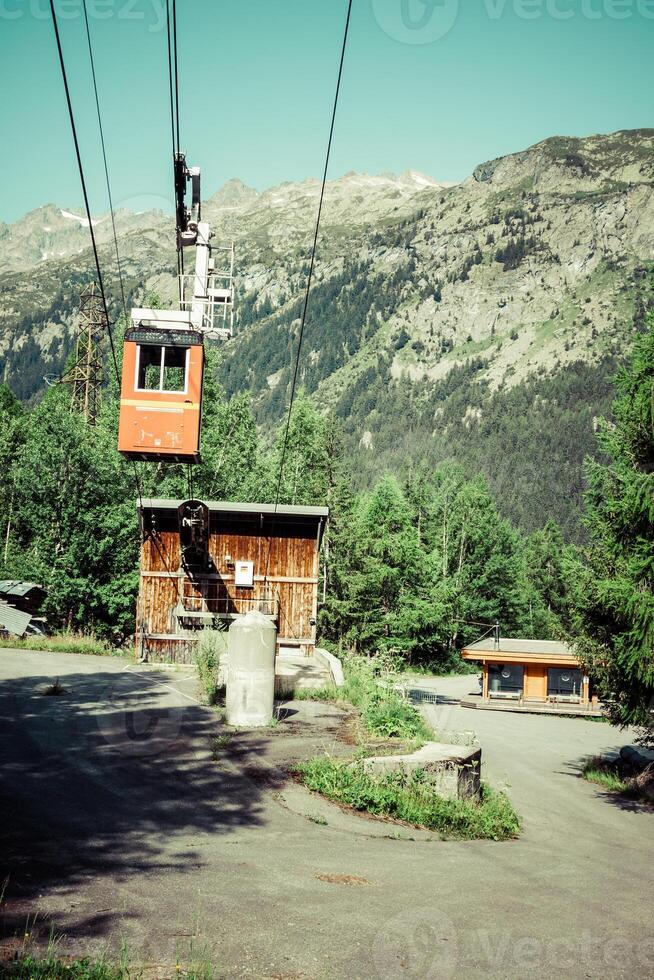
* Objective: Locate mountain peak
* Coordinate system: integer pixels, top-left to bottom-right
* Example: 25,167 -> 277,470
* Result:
206,179 -> 259,209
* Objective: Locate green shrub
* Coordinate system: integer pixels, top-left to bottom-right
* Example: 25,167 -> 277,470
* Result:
297,757 -> 520,840
194,628 -> 227,705
342,654 -> 432,741
290,654 -> 431,742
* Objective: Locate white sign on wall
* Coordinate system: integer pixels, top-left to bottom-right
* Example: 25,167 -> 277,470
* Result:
234,560 -> 254,587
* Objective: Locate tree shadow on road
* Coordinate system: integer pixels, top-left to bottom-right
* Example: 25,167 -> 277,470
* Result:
0,664 -> 269,951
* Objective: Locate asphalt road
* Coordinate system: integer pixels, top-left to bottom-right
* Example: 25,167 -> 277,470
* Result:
0,651 -> 652,979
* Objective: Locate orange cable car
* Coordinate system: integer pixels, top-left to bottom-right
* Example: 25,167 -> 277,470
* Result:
118,319 -> 204,464
117,155 -> 233,466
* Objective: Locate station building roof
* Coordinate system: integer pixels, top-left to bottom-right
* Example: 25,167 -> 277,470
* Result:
137,498 -> 329,546
462,637 -> 579,666
137,499 -> 329,519
0,580 -> 45,600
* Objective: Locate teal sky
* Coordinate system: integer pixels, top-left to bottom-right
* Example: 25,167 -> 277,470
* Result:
0,0 -> 653,223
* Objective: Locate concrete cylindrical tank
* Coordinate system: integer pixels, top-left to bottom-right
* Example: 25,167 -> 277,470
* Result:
226,610 -> 277,727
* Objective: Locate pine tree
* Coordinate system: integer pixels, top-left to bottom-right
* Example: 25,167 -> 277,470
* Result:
199,391 -> 262,501
268,392 -> 332,506
571,318 -> 654,732
5,385 -> 138,638
523,520 -> 573,638
0,385 -> 25,570
342,475 -> 424,657
318,470 -> 359,653
422,465 -> 530,649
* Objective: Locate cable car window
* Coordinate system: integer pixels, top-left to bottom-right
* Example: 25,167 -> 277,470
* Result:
136,345 -> 187,392
161,345 -> 186,392
137,345 -> 163,391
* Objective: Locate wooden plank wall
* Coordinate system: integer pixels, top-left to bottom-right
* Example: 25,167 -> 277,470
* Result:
137,513 -> 322,663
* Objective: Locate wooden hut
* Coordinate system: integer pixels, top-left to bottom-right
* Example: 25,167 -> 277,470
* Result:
461,637 -> 595,706
135,498 -> 328,662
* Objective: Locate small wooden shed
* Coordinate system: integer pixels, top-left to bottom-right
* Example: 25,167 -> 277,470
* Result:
461,637 -> 594,706
0,580 -> 48,637
135,498 -> 328,662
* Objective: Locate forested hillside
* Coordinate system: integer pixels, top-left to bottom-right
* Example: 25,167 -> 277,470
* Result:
2,308 -> 650,684
0,339 -> 576,665
2,130 -> 654,536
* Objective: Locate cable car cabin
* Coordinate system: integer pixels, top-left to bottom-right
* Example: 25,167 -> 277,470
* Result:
118,318 -> 204,464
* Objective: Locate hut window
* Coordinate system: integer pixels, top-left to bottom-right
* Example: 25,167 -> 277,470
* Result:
137,345 -> 188,393
548,668 -> 582,697
488,663 -> 523,695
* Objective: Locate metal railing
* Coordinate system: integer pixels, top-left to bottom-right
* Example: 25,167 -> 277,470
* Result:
179,243 -> 235,339
178,593 -> 279,619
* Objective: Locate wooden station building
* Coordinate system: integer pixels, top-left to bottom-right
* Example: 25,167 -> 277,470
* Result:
136,498 -> 328,662
461,637 -> 596,707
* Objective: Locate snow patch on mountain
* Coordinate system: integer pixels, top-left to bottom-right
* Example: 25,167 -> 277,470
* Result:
60,209 -> 103,228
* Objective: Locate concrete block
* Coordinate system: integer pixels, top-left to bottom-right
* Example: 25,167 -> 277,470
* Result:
314,647 -> 345,688
274,651 -> 332,696
360,742 -> 482,801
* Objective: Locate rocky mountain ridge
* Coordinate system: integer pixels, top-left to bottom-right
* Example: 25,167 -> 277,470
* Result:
218,129 -> 653,419
0,203 -> 166,274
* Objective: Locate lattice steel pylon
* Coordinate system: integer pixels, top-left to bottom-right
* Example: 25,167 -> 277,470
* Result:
63,282 -> 106,425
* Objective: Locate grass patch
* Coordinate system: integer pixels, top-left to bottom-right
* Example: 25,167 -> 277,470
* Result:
582,756 -> 654,803
0,956 -> 126,979
306,812 -> 328,826
292,685 -> 340,702
296,757 -> 520,841
41,678 -> 68,697
584,761 -> 626,792
210,733 -> 231,760
2,953 -> 214,979
0,956 -> 124,980
289,654 -> 431,743
0,632 -> 122,657
555,712 -> 611,724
